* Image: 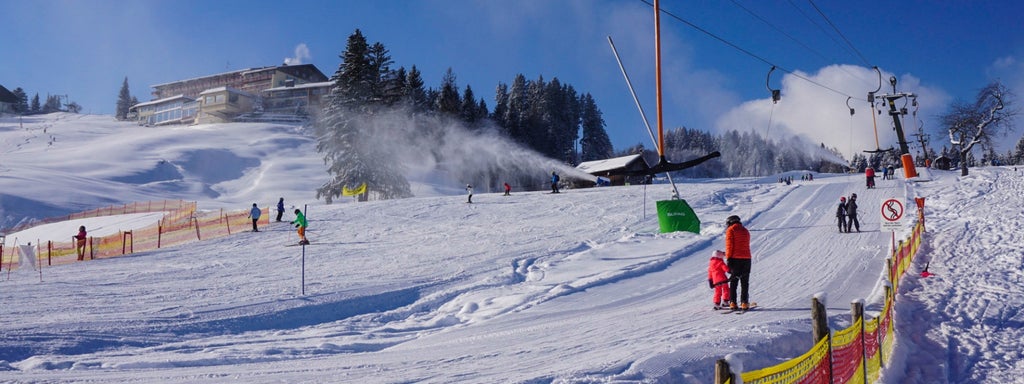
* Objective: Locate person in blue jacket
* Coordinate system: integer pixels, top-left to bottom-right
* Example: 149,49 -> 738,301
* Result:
551,171 -> 560,193
276,197 -> 285,222
247,203 -> 262,232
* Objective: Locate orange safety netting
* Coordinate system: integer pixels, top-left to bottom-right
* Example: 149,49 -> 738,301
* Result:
1,201 -> 270,271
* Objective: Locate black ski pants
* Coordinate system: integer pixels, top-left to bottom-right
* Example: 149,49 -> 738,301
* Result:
727,258 -> 752,305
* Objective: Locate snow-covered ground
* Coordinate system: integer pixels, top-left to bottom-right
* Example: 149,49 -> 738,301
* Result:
0,113 -> 1020,383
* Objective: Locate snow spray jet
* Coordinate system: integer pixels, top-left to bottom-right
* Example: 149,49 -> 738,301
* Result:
348,106 -> 595,194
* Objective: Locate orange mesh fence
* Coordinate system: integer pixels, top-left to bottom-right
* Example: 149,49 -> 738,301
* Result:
726,201 -> 926,384
1,203 -> 269,271
740,336 -> 831,384
864,316 -> 882,382
830,318 -> 865,384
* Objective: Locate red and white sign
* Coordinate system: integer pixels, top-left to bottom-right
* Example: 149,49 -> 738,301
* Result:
880,198 -> 905,231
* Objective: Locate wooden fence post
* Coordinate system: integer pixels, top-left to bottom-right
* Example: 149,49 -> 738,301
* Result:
714,359 -> 733,384
852,300 -> 868,383
811,296 -> 832,383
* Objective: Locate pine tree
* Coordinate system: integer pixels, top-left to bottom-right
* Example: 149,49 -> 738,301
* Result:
314,29 -> 411,203
402,65 -> 428,112
459,85 -> 478,126
436,68 -> 460,116
31,94 -> 40,113
12,88 -> 28,114
579,93 -> 613,162
116,77 -> 133,120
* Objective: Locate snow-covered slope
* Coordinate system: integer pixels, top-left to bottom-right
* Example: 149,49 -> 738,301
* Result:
1,113 -> 1020,383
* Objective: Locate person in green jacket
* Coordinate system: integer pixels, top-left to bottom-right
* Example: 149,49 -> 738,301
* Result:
292,209 -> 309,245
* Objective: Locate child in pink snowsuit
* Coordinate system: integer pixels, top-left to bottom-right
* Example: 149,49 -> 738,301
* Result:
708,250 -> 731,308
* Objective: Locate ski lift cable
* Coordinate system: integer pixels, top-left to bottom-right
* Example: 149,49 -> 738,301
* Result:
784,0 -> 858,62
806,0 -> 874,68
728,0 -> 871,87
639,0 -> 864,102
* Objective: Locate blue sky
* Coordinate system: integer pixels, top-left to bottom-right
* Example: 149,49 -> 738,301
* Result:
3,0 -> 1022,158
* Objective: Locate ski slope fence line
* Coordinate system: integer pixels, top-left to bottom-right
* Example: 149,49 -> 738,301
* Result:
0,201 -> 271,271
2,200 -> 196,235
717,208 -> 926,384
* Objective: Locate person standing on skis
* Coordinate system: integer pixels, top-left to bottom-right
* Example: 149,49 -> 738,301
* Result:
466,184 -> 473,204
846,193 -> 860,232
550,171 -> 560,193
708,250 -> 731,309
724,215 -> 752,311
292,209 -> 309,245
74,225 -> 88,260
836,196 -> 848,233
865,167 -> 876,188
276,197 -> 285,222
247,203 -> 262,232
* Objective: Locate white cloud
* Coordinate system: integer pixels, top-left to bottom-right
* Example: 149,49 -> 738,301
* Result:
284,43 -> 312,65
714,65 -> 951,160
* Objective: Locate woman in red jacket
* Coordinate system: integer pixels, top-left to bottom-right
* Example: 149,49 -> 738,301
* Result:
724,215 -> 752,310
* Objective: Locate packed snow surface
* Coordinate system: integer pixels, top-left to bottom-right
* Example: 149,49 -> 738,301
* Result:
1,113 -> 1021,383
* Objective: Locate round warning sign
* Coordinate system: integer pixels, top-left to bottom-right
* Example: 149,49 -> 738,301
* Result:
880,198 -> 905,231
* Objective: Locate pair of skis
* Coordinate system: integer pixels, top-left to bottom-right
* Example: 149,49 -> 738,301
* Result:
716,302 -> 758,314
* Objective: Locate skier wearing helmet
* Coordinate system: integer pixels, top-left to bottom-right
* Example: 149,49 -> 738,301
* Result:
846,193 -> 860,232
836,196 -> 849,233
724,215 -> 753,311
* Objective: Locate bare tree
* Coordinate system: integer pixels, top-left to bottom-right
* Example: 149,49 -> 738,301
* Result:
942,81 -> 1017,176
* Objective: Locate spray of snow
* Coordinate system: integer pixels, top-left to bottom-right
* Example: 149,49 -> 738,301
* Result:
342,107 -> 596,194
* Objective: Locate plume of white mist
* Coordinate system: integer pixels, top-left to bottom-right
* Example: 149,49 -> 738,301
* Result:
715,65 -> 947,161
346,107 -> 596,195
284,43 -> 311,65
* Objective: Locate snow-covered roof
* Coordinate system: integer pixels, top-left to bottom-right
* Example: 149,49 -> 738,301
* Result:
198,86 -> 256,98
150,67 -> 267,88
130,94 -> 195,109
264,81 -> 334,92
576,154 -> 645,174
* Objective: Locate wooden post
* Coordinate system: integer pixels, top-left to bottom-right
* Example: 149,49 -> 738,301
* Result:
192,217 -> 201,241
158,224 -> 162,248
89,237 -> 94,259
811,297 -> 833,383
47,241 -> 52,265
811,297 -> 829,342
714,359 -> 733,384
852,300 -> 868,383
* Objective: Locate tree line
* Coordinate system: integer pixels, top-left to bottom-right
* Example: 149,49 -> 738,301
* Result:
5,87 -> 82,114
312,29 -> 614,202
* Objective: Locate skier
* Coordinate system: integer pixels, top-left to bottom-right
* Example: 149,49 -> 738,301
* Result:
292,209 -> 309,245
836,196 -> 848,233
846,193 -> 860,232
466,184 -> 473,204
503,182 -> 511,196
551,171 -> 560,193
708,250 -> 731,309
724,215 -> 752,311
247,203 -> 261,232
276,197 -> 285,222
865,167 -> 876,189
74,225 -> 87,260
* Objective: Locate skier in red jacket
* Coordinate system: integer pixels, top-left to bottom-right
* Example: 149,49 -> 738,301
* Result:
724,215 -> 753,310
865,167 -> 876,189
708,250 -> 731,309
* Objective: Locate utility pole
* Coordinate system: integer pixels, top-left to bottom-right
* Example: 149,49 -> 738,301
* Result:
875,76 -> 919,178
